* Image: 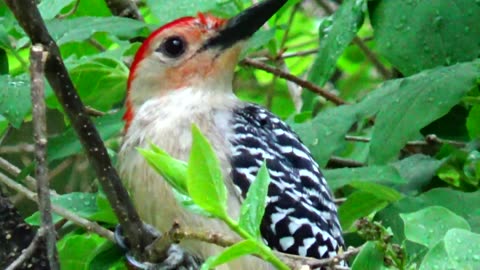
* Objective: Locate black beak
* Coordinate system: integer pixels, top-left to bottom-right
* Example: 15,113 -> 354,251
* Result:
203,0 -> 287,50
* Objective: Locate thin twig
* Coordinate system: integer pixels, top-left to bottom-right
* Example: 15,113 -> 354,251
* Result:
328,156 -> 364,168
56,0 -> 81,19
0,171 -> 114,241
310,244 -> 364,269
5,229 -> 46,270
241,58 -> 347,105
84,106 -> 106,117
30,44 -> 59,270
0,143 -> 35,154
345,134 -> 467,148
5,0 -> 154,257
0,157 -> 50,194
352,37 -> 391,79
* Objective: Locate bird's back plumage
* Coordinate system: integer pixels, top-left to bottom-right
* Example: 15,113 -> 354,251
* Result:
229,104 -> 344,259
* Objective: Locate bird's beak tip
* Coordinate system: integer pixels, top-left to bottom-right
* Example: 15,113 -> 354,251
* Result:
204,0 -> 287,50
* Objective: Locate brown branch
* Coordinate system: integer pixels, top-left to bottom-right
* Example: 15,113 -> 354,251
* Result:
241,58 -> 347,105
105,0 -> 144,21
0,143 -> 35,154
5,0 -> 154,259
0,171 -> 114,242
328,156 -> 364,168
309,244 -> 363,269
352,37 -> 391,79
345,134 -> 467,148
5,229 -> 46,270
30,44 -> 59,270
0,157 -> 51,194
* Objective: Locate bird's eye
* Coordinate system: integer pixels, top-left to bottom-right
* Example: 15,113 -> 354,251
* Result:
158,36 -> 186,58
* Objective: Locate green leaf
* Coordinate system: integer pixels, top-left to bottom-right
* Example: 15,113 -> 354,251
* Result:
375,188 -> 480,244
38,0 -> 76,20
172,189 -> 212,217
47,110 -> 123,162
308,0 -> 365,87
467,105 -> 480,139
238,161 -> 270,238
394,154 -> 445,195
68,58 -> 128,111
351,241 -> 386,270
187,124 -> 228,219
145,0 -> 220,24
138,146 -> 188,195
350,181 -> 403,202
89,191 -> 118,224
369,60 -> 480,164
369,0 -> 480,75
420,229 -> 480,270
400,206 -> 471,248
87,240 -> 125,270
291,105 -> 358,167
46,16 -> 147,45
0,75 -> 30,128
419,240 -> 454,270
201,240 -> 259,270
339,191 -> 387,230
324,164 -> 406,190
26,192 -> 97,225
57,233 -> 107,270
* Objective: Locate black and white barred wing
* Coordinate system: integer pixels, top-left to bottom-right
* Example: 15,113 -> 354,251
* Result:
229,104 -> 344,259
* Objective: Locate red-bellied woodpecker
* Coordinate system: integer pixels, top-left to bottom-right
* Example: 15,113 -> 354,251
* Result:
118,0 -> 345,269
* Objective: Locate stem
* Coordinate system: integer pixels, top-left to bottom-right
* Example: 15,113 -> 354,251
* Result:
224,217 -> 290,270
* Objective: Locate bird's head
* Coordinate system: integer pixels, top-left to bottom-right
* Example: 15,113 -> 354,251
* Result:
124,0 -> 286,128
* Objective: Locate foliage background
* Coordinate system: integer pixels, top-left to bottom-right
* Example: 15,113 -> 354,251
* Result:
0,0 -> 479,269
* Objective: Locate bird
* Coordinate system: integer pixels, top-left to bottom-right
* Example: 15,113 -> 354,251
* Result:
118,0 -> 345,269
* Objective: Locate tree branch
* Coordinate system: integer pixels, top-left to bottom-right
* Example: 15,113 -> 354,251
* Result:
105,0 -> 144,21
241,58 -> 347,105
5,0 -> 154,258
345,134 -> 467,148
30,44 -> 59,270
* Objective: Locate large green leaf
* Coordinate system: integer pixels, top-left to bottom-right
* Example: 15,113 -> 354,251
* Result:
291,105 -> 358,167
401,206 -> 470,248
138,146 -> 188,195
339,191 -> 387,230
187,125 -> 228,219
351,241 -> 386,270
26,192 -> 97,225
369,0 -> 480,75
57,233 -> 107,270
68,58 -> 128,111
369,60 -> 480,164
38,0 -> 76,20
46,16 -> 147,45
0,75 -> 30,128
308,0 -> 365,87
47,110 -> 123,162
467,105 -> 480,139
201,240 -> 259,270
324,164 -> 405,190
146,0 -> 220,24
238,162 -> 270,238
375,188 -> 480,244
420,229 -> 480,270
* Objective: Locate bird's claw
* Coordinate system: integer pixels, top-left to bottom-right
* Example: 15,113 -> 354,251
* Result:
114,224 -> 201,270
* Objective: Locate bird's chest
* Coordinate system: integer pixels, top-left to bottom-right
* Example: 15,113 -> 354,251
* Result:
118,92 -> 242,236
